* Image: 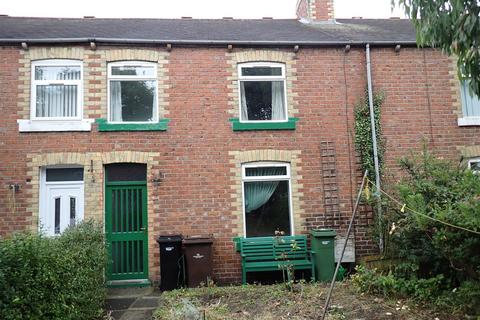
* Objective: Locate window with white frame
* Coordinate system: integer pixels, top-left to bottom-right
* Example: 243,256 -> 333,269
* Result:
31,60 -> 83,119
242,162 -> 293,237
39,167 -> 84,236
108,61 -> 158,123
468,158 -> 480,173
460,80 -> 480,118
238,62 -> 287,122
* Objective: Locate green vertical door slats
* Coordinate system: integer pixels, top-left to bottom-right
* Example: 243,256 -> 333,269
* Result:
136,240 -> 141,273
105,182 -> 148,281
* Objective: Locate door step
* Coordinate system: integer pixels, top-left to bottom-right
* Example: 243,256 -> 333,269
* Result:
107,279 -> 151,288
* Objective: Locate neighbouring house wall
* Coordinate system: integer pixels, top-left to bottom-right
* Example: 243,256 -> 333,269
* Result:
0,45 -> 479,284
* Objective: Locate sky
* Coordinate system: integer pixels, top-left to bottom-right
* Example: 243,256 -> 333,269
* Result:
1,0 -> 406,19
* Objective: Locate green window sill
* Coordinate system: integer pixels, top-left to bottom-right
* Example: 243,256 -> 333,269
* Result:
96,118 -> 170,131
229,118 -> 298,131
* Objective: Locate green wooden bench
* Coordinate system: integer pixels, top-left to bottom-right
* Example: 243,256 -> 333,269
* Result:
234,235 -> 315,284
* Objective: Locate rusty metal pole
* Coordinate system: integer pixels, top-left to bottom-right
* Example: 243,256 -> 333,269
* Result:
319,170 -> 368,320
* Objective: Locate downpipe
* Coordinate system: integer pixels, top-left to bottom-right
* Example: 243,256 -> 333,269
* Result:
366,44 -> 383,253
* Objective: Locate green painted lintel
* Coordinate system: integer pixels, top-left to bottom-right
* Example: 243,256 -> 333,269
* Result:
229,118 -> 298,131
96,118 -> 170,132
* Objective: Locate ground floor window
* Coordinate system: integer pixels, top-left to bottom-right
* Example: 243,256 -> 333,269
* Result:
242,162 -> 293,237
468,157 -> 480,173
39,167 -> 84,236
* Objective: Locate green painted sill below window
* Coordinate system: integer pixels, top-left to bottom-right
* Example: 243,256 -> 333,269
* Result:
229,118 -> 298,131
96,118 -> 170,131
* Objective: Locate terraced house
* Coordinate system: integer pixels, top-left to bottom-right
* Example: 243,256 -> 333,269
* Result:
1,0 -> 479,286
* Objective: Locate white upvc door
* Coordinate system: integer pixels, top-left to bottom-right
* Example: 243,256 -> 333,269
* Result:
41,183 -> 84,236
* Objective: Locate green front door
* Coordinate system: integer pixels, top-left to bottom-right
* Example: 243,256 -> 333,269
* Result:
105,181 -> 148,282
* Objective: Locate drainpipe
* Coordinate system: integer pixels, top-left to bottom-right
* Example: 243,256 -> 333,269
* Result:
365,44 -> 383,253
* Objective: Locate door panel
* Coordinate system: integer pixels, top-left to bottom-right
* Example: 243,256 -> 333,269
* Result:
43,184 -> 83,235
106,183 -> 148,281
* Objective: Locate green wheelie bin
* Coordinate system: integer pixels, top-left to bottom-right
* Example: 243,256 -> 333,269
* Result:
310,229 -> 336,282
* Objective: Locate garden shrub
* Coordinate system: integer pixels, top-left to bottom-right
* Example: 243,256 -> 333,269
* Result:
0,221 -> 107,320
390,150 -> 480,284
355,149 -> 480,315
352,266 -> 480,315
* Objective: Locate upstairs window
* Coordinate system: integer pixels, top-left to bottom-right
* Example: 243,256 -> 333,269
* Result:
242,162 -> 293,237
31,60 -> 82,119
238,62 -> 287,122
460,80 -> 480,118
108,61 -> 158,123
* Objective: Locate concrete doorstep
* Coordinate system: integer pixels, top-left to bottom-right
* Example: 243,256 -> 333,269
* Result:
105,287 -> 162,320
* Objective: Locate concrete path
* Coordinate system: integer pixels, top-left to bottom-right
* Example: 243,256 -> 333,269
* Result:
105,287 -> 162,320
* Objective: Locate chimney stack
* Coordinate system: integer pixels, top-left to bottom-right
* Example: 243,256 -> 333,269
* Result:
296,0 -> 335,23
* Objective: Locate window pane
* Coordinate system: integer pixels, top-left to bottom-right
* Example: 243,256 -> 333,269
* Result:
111,65 -> 155,77
35,65 -> 81,80
36,85 -> 78,117
54,197 -> 61,234
461,81 -> 480,117
70,197 -> 76,226
246,166 -> 287,177
105,163 -> 147,182
46,168 -> 84,182
470,161 -> 480,172
241,66 -> 282,76
110,80 -> 156,122
240,81 -> 285,121
244,180 -> 291,237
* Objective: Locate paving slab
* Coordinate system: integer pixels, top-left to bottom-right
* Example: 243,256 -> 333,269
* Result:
105,297 -> 136,311
131,297 -> 160,309
119,309 -> 154,320
110,310 -> 126,320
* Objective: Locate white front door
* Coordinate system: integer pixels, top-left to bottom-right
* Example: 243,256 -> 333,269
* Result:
39,167 -> 84,236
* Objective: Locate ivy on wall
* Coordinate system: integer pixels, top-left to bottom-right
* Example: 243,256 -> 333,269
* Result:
354,90 -> 385,183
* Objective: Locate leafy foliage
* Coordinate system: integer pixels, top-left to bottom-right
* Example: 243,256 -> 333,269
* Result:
395,0 -> 480,95
355,150 -> 480,315
0,221 -> 107,320
352,266 -> 480,314
389,150 -> 480,283
354,90 -> 385,183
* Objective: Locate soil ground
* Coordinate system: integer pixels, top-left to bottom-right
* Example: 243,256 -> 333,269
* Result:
154,281 -> 459,320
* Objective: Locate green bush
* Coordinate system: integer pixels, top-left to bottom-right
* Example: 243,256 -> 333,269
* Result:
387,150 -> 480,284
356,149 -> 480,315
352,266 -> 480,315
0,221 -> 107,320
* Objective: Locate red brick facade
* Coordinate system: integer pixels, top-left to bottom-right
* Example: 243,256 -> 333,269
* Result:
0,44 -> 478,284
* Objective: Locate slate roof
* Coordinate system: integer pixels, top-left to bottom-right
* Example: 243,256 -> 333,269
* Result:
0,16 -> 417,46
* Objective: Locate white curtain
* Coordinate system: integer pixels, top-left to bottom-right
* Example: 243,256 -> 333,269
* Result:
110,81 -> 123,121
36,85 -> 77,117
271,81 -> 286,120
240,82 -> 249,121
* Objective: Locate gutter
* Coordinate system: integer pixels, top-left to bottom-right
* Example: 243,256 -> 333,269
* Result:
0,37 -> 418,46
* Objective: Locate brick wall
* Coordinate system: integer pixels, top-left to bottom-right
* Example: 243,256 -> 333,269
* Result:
0,44 -> 478,284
